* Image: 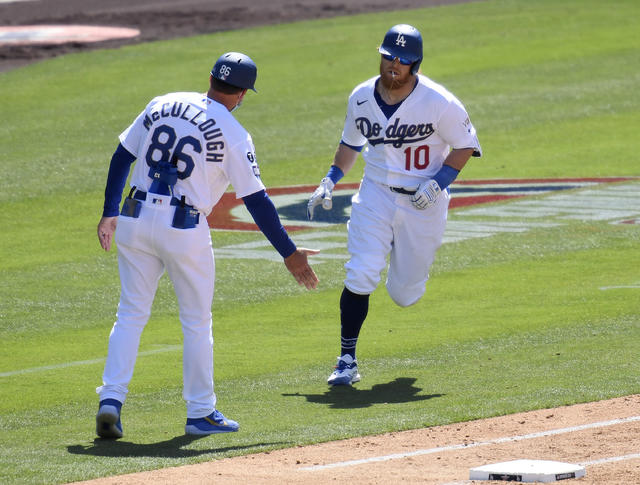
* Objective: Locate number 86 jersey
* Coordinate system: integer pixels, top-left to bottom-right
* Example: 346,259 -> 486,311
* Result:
341,75 -> 482,189
118,92 -> 265,217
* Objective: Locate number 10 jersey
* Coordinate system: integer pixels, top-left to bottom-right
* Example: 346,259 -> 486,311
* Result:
341,75 -> 482,188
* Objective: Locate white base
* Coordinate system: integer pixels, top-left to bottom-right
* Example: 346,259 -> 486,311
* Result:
469,459 -> 586,482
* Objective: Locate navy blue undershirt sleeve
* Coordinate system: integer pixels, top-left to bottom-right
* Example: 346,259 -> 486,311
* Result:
103,143 -> 136,217
243,190 -> 297,258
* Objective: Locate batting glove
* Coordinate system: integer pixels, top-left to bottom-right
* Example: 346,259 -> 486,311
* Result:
307,177 -> 335,220
411,179 -> 441,210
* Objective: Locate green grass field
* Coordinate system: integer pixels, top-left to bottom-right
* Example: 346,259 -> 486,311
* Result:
1,0 -> 639,483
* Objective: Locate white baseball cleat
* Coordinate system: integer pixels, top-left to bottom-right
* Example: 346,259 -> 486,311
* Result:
327,354 -> 361,386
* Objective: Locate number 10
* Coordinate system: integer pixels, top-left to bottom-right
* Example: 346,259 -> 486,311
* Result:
404,145 -> 430,171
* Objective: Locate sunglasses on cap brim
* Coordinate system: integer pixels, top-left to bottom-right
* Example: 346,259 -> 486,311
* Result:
381,53 -> 413,65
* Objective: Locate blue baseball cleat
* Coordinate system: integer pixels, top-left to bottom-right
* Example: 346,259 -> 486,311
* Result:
185,410 -> 239,435
327,354 -> 361,386
96,399 -> 123,439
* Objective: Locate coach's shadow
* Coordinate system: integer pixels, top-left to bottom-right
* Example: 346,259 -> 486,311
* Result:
283,377 -> 443,409
67,434 -> 288,458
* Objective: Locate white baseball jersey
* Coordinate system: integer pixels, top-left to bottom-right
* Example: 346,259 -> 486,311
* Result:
340,74 -> 482,304
341,74 -> 482,188
119,91 -> 265,215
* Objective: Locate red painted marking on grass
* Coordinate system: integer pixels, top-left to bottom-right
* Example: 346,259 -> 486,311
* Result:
0,25 -> 140,46
206,185 -> 520,231
449,194 -> 515,208
207,178 -> 636,232
207,184 -> 360,232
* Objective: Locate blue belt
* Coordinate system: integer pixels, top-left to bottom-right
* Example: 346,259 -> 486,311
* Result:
132,189 -> 193,208
129,188 -> 200,228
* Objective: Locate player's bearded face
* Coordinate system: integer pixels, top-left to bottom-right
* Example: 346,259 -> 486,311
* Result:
379,56 -> 413,90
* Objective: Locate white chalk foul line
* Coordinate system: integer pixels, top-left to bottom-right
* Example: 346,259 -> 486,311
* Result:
0,345 -> 181,377
300,415 -> 640,471
580,452 -> 640,466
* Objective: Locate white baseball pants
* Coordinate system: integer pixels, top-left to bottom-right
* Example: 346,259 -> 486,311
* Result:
344,177 -> 449,306
97,193 -> 216,418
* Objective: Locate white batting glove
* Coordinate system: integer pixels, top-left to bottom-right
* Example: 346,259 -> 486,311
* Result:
411,179 -> 441,210
307,177 -> 335,220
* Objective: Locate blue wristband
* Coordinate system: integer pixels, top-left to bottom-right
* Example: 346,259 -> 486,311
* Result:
326,165 -> 344,185
432,164 -> 460,190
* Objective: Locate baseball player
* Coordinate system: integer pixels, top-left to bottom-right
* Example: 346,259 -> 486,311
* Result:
307,25 -> 481,386
95,52 -> 319,438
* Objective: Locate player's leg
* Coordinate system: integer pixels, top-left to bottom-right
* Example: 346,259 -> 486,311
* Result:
162,220 -> 238,434
339,287 -> 369,359
329,179 -> 394,385
386,190 -> 450,306
326,287 -> 368,386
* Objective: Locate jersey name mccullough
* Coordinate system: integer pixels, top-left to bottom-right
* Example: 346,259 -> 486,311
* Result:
142,101 -> 225,163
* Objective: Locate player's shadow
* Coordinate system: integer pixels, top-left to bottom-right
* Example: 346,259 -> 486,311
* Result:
282,377 -> 443,409
67,434 -> 288,458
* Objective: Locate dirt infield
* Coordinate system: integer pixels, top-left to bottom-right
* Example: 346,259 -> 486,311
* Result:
72,395 -> 640,484
4,1 -> 639,483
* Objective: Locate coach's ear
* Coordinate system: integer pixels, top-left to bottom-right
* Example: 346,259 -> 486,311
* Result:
236,88 -> 248,106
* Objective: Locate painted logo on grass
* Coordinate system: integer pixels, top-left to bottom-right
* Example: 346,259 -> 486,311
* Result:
207,177 -> 636,232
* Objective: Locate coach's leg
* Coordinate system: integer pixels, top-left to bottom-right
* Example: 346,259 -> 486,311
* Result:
163,221 -> 216,419
98,239 -> 164,403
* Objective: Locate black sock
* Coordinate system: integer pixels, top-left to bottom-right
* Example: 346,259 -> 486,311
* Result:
339,287 -> 369,359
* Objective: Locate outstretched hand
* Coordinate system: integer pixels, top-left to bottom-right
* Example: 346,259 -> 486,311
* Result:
284,248 -> 320,289
97,216 -> 118,251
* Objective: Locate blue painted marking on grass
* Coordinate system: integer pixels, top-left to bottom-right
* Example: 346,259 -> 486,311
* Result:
216,181 -> 640,260
451,185 -> 579,193
277,193 -> 353,224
